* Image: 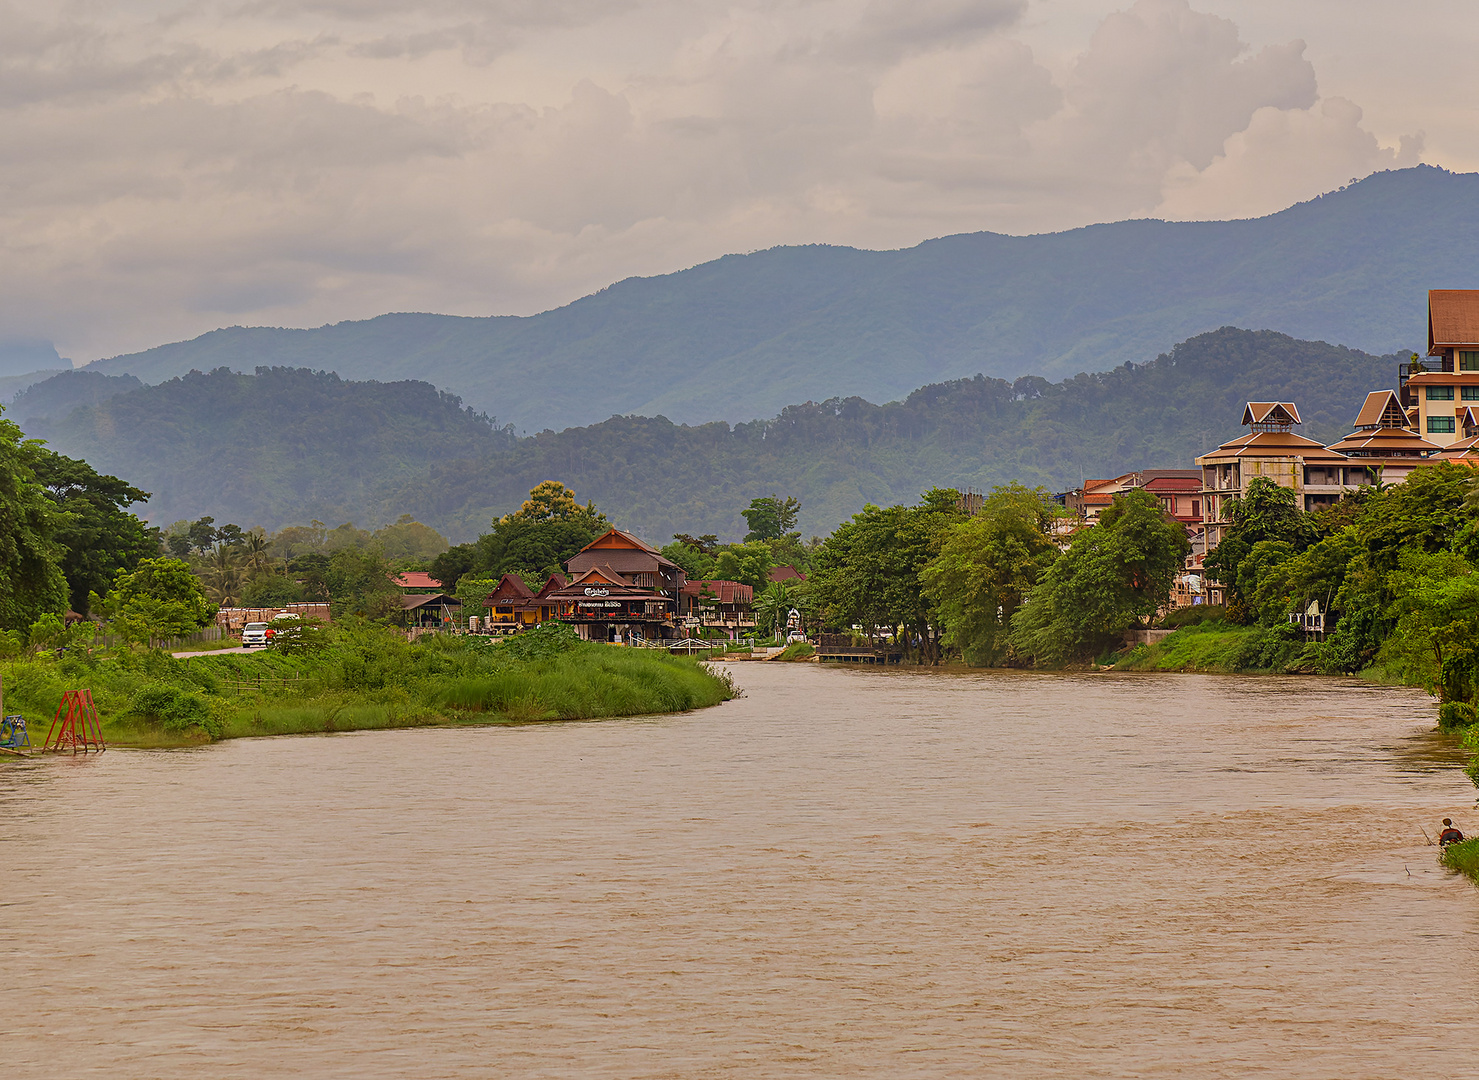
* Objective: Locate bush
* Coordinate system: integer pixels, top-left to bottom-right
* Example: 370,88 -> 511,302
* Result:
1440,836 -> 1479,883
1159,604 -> 1225,630
1439,701 -> 1479,731
130,684 -> 222,738
495,620 -> 581,661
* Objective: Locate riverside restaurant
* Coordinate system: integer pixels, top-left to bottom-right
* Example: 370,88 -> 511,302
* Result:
549,528 -> 687,643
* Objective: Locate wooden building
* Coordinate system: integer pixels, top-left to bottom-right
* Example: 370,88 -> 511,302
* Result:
551,529 -> 688,642
1403,290 -> 1479,446
680,580 -> 756,639
479,573 -> 567,633
1196,403 -> 1352,547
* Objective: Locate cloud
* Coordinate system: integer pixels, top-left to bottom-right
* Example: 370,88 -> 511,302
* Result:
1158,96 -> 1425,219
0,0 -> 1429,362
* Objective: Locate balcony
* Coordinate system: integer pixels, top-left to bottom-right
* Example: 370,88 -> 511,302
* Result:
1399,358 -> 1447,407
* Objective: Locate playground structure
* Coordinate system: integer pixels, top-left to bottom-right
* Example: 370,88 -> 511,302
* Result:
0,714 -> 29,755
42,689 -> 106,755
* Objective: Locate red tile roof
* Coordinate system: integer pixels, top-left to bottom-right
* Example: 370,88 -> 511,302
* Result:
1429,290 -> 1479,351
391,571 -> 442,590
768,565 -> 806,583
681,580 -> 754,604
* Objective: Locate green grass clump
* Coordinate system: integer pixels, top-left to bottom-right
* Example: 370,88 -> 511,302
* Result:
777,641 -> 815,661
0,619 -> 736,749
1440,836 -> 1479,883
1114,622 -> 1307,673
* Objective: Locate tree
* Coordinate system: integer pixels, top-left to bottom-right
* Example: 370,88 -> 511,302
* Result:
473,482 -> 608,581
0,413 -> 69,630
742,496 -> 801,542
1204,477 -> 1315,619
1380,550 -> 1479,706
661,540 -> 715,582
921,484 -> 1059,666
325,548 -> 401,620
105,556 -> 217,645
710,542 -> 775,591
373,515 -> 449,562
200,546 -> 246,607
187,516 -> 218,554
26,448 -> 154,616
808,489 -> 966,661
429,543 -> 478,590
1010,488 -> 1189,666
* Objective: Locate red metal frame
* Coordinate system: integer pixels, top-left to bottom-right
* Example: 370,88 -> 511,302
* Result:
43,689 -> 106,755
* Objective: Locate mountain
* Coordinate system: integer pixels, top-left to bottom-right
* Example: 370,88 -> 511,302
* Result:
30,329 -> 1399,541
77,165 -> 1477,432
23,367 -> 513,530
6,370 -> 142,426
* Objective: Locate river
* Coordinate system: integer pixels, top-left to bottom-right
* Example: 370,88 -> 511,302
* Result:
4,666 -> 1477,1077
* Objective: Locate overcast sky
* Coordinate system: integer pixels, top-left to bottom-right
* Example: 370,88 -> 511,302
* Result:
1,0 -> 1468,363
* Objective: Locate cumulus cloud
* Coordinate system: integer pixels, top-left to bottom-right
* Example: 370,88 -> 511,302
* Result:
0,0 -> 1429,362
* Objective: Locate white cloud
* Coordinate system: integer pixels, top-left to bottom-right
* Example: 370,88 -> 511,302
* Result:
0,0 -> 1432,361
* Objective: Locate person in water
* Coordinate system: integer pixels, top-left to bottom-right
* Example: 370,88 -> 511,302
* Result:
1439,819 -> 1465,846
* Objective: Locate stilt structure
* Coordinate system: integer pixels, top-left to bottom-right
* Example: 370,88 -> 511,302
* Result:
43,690 -> 106,755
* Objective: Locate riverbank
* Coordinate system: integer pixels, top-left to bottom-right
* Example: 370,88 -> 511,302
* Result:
0,622 -> 736,750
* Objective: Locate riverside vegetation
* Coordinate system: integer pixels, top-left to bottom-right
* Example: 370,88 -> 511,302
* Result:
1,621 -> 735,749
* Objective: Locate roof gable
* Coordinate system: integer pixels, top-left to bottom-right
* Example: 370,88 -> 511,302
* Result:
1241,402 -> 1302,428
486,573 -> 534,601
566,565 -> 631,587
1352,389 -> 1408,430
1429,290 -> 1479,351
579,528 -> 659,555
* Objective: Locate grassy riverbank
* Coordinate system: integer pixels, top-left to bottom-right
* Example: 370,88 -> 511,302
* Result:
1,621 -> 736,749
1440,837 -> 1479,884
1113,623 -> 1321,675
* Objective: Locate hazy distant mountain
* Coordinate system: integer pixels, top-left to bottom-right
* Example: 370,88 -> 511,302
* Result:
6,370 -> 142,426
76,166 -> 1475,433
36,329 -> 1399,540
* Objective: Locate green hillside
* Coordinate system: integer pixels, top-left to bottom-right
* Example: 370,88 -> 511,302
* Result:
27,329 -> 1399,541
76,166 -> 1477,432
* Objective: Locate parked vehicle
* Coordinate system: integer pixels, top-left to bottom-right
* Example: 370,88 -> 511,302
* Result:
241,622 -> 269,647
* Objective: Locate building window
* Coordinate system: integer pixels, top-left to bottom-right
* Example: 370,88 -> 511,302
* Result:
1429,416 -> 1456,434
1463,387 -> 1479,401
1462,351 -> 1479,371
1428,385 -> 1455,400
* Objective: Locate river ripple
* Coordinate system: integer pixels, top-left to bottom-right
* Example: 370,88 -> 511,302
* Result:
3,667 -> 1477,1078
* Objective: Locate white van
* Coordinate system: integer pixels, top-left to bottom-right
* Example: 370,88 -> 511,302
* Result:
241,622 -> 269,647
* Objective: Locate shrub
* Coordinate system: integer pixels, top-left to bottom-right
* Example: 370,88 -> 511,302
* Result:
129,684 -> 222,738
1159,604 -> 1225,630
496,620 -> 581,661
1439,701 -> 1479,731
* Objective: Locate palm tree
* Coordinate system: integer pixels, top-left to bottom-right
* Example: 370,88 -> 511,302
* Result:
243,528 -> 272,576
753,582 -> 796,641
202,546 -> 245,607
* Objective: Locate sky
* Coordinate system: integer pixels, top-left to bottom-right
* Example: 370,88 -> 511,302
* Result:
0,0 -> 1469,364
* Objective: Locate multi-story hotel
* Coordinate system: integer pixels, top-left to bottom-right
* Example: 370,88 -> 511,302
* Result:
1195,402 -> 1353,547
1402,289 -> 1479,446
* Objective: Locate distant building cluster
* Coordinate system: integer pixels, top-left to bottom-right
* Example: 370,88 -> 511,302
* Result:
1063,289 -> 1479,608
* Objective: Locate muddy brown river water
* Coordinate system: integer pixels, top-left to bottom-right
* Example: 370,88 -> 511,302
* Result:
4,665 -> 1479,1078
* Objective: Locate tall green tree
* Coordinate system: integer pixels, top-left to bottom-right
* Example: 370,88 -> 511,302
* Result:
1011,489 -> 1189,666
809,489 -> 965,661
742,496 -> 801,542
1204,477 -> 1315,620
474,482 -> 609,582
103,556 -> 217,645
27,449 -> 154,616
0,415 -> 69,630
921,484 -> 1059,666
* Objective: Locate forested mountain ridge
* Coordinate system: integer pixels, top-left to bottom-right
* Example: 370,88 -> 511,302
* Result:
24,367 -> 513,532
77,165 -> 1478,432
26,328 -> 1398,542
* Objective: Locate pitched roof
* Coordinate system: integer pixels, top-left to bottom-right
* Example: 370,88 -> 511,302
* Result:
1241,402 -> 1302,426
570,527 -> 678,571
768,565 -> 806,583
1143,476 -> 1201,491
1351,389 -> 1407,429
486,573 -> 534,601
1436,435 -> 1479,461
1197,429 -> 1349,463
391,571 -> 442,590
403,592 -> 460,610
566,565 -> 632,587
534,573 -> 568,599
1429,290 -> 1479,351
1327,427 -> 1443,456
681,580 -> 754,604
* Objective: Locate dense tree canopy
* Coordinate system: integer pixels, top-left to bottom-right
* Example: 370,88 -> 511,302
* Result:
0,417 -> 68,630
28,449 -> 154,616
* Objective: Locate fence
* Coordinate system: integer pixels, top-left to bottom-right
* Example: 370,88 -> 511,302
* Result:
222,672 -> 312,697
